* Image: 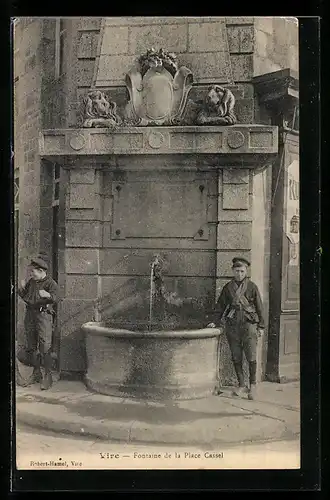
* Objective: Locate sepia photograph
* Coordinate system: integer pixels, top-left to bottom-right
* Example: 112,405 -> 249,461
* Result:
13,16 -> 300,471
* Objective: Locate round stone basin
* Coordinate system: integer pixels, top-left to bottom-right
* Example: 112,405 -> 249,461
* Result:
82,322 -> 222,401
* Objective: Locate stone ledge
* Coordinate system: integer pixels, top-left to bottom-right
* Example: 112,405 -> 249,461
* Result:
40,125 -> 278,164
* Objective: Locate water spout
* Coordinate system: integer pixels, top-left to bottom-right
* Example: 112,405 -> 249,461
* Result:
93,298 -> 102,322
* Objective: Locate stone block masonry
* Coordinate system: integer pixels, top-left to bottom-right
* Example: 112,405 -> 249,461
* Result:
38,17 -> 298,129
14,19 -> 43,270
15,18 -> 68,267
58,168 -> 103,371
91,17 -> 258,88
67,16 -> 259,128
14,19 -> 44,344
253,17 -> 298,76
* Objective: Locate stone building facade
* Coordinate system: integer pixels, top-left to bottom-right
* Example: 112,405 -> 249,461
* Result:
14,17 -> 299,384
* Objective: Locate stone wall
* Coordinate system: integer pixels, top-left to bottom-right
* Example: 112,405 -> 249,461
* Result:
40,16 -> 298,129
63,18 -> 102,128
66,17 -> 256,127
254,17 -> 299,76
14,18 -> 42,265
14,19 -> 54,342
94,17 -> 243,85
58,167 -> 102,371
62,16 -> 298,129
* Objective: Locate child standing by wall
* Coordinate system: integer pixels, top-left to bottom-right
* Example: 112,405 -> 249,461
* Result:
208,257 -> 265,400
17,253 -> 59,390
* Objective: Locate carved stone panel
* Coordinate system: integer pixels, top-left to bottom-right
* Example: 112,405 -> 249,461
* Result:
111,175 -> 209,240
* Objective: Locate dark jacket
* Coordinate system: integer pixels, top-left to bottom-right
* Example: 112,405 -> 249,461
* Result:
18,275 -> 59,310
214,278 -> 265,329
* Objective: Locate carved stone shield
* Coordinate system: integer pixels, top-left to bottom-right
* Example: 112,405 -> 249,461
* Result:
125,64 -> 193,126
143,68 -> 174,120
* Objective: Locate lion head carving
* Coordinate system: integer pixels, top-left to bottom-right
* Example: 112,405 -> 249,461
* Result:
196,85 -> 237,126
82,90 -> 122,128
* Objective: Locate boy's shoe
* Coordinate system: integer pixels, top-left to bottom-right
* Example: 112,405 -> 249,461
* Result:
248,384 -> 257,400
40,370 -> 53,391
16,371 -> 30,387
232,386 -> 246,398
16,364 -> 37,387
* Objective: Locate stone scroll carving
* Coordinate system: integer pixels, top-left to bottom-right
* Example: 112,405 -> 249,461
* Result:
81,90 -> 122,128
124,48 -> 194,126
79,50 -> 237,128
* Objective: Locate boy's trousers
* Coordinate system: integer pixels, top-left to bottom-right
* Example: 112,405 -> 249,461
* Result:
22,307 -> 53,367
225,321 -> 258,363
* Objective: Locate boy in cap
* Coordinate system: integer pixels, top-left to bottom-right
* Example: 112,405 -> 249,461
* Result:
17,253 -> 59,390
208,257 -> 265,400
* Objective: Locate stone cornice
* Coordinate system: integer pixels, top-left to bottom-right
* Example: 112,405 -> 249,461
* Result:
253,68 -> 299,105
39,124 -> 278,168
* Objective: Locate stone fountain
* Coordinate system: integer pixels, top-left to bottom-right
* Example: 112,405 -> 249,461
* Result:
82,254 -> 222,401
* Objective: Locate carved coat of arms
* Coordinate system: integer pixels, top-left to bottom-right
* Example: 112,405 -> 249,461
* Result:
124,48 -> 193,126
80,48 -> 237,128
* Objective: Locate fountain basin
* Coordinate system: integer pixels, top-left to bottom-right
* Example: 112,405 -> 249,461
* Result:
82,322 -> 222,401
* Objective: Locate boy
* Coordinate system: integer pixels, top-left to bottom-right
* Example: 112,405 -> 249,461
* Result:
208,257 -> 265,400
17,253 -> 59,390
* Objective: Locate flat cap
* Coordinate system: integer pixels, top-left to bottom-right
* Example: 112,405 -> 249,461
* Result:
232,257 -> 250,268
30,255 -> 48,271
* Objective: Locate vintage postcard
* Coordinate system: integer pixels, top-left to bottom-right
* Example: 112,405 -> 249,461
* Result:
13,16 -> 301,472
